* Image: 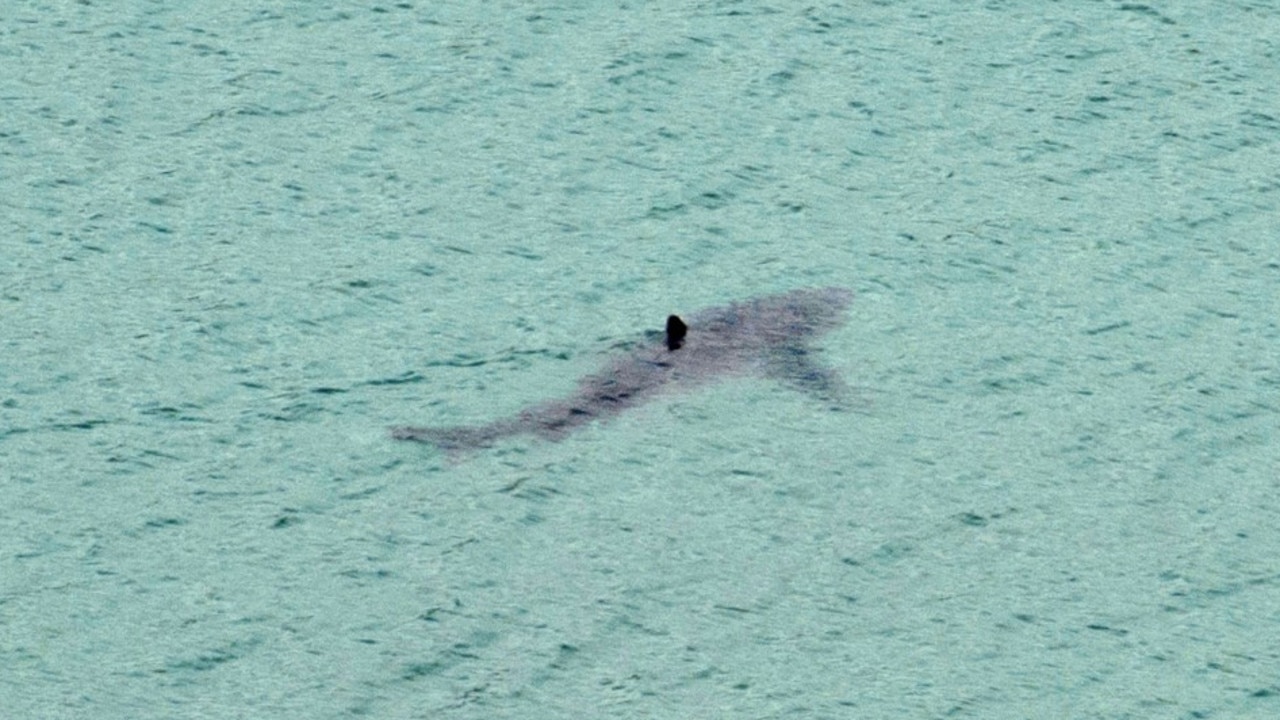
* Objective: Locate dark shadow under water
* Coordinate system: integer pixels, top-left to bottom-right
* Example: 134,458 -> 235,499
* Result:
392,287 -> 853,458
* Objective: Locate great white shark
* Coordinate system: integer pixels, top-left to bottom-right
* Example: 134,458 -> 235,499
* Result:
392,287 -> 853,455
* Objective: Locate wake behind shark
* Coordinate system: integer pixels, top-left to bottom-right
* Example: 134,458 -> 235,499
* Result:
392,287 -> 853,455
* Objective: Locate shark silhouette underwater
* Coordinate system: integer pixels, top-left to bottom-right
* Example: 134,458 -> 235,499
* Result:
391,287 -> 853,455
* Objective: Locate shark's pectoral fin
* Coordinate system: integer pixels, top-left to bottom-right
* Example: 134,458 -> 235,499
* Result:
763,346 -> 850,408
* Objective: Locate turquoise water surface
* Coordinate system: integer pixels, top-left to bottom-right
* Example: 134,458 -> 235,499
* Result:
4,2 -> 1278,718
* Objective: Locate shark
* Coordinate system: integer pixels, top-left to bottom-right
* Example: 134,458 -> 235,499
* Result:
391,286 -> 853,456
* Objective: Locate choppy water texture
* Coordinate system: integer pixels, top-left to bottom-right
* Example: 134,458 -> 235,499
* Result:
4,1 -> 1279,719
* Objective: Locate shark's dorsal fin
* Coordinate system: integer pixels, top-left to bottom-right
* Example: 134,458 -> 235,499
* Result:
665,315 -> 688,351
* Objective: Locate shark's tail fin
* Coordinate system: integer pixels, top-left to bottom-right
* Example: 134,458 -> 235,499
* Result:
391,424 -> 501,464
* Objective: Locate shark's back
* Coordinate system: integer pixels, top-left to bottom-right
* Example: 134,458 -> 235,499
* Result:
392,287 -> 853,457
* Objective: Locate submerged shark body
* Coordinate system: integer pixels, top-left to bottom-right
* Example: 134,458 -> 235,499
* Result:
392,287 -> 853,455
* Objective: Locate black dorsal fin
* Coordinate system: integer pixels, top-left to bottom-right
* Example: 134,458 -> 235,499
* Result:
665,315 -> 688,351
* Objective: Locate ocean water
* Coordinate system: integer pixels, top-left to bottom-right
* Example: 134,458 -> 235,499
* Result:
3,1 -> 1278,717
